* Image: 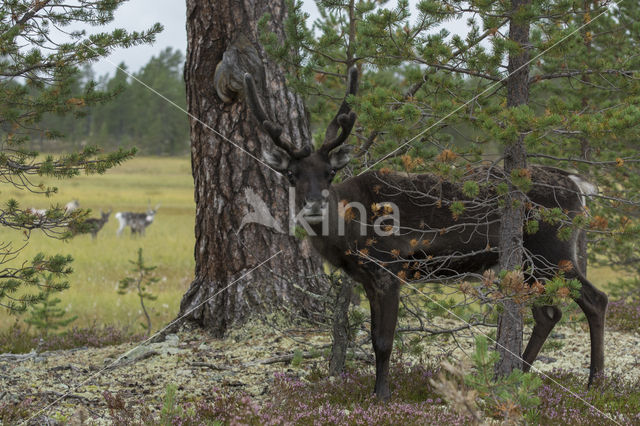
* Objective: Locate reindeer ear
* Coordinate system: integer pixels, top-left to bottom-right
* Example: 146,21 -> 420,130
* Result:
328,144 -> 353,170
262,147 -> 290,171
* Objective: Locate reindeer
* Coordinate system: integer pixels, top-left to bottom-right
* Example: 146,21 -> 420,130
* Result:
27,200 -> 79,218
115,205 -> 159,236
84,210 -> 111,239
244,68 -> 608,400
70,210 -> 111,239
65,200 -> 79,214
26,207 -> 47,217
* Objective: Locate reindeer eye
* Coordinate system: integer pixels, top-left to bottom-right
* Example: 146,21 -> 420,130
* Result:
286,170 -> 295,180
329,169 -> 337,178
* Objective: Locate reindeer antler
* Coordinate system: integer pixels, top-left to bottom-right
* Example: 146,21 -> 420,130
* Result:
244,73 -> 312,159
319,67 -> 359,154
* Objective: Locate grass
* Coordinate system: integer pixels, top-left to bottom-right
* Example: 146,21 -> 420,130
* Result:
0,156 -> 195,334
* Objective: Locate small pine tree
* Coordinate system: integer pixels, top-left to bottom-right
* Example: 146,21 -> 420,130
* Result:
118,248 -> 159,336
24,274 -> 77,335
432,335 -> 541,421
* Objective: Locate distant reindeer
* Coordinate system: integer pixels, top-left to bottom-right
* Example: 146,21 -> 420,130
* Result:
80,210 -> 111,239
65,200 -> 79,214
115,205 -> 159,236
245,67 -> 607,400
26,207 -> 47,217
27,200 -> 79,219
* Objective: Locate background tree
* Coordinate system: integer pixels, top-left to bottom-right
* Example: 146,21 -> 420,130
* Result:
178,0 -> 328,337
31,49 -> 190,155
529,0 -> 640,280
0,0 -> 161,313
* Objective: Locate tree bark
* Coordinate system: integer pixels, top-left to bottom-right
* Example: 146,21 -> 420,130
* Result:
495,0 -> 531,375
577,0 -> 594,276
179,0 -> 325,337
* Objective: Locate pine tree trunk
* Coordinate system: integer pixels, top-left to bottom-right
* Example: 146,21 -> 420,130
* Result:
576,0 -> 594,277
179,0 -> 325,337
495,0 -> 531,375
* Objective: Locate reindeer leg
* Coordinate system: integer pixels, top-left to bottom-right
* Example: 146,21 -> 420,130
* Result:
522,305 -> 562,371
116,219 -> 125,237
573,273 -> 608,386
367,280 -> 399,401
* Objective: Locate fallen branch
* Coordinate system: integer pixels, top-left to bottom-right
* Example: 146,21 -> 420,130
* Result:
106,349 -> 159,369
38,390 -> 93,403
190,362 -> 232,371
0,346 -> 88,362
245,350 -> 372,367
0,351 -> 41,361
243,351 -> 320,367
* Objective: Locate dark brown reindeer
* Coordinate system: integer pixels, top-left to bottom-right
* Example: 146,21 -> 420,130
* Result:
244,68 -> 608,400
70,210 -> 111,239
84,210 -> 111,239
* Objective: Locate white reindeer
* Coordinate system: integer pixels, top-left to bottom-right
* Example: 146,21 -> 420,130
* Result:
115,204 -> 160,236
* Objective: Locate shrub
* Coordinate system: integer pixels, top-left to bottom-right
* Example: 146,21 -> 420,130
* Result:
104,366 -> 471,425
431,335 -> 541,422
0,321 -> 142,353
0,398 -> 33,424
606,299 -> 640,332
100,366 -> 640,425
532,370 -> 640,425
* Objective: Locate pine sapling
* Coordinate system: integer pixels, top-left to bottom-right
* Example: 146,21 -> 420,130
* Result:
118,248 -> 159,336
463,336 -> 541,421
24,274 -> 77,335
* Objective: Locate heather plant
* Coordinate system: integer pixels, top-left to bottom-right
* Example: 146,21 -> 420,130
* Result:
0,320 -> 33,353
103,391 -> 156,425
602,277 -> 640,332
118,248 -> 159,335
0,320 -> 142,353
532,370 -> 640,425
606,298 -> 640,333
102,365 -> 472,425
0,398 -> 33,425
36,324 -> 143,352
99,364 -> 640,425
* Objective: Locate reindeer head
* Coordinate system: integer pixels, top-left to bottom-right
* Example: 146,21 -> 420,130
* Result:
146,203 -> 160,223
244,68 -> 358,224
101,209 -> 112,222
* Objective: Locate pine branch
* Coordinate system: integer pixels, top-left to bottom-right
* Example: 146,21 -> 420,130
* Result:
530,69 -> 638,83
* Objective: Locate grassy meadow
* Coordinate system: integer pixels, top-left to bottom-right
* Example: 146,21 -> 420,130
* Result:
0,156 -> 195,333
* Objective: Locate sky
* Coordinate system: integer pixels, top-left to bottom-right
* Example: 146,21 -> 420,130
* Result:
89,0 -> 188,77
90,1 -> 469,77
